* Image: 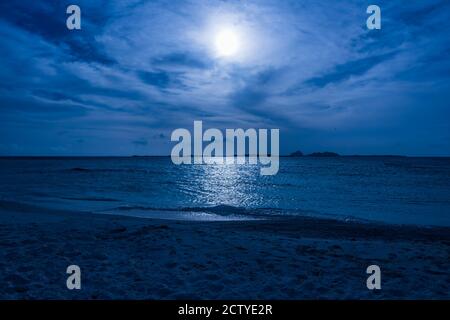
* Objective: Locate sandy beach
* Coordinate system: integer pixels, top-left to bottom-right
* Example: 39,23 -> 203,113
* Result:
0,200 -> 448,299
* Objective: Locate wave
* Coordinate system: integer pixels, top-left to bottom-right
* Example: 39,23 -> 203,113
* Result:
66,167 -> 159,174
107,204 -> 373,223
60,196 -> 120,202
0,199 -> 375,224
110,204 -> 300,218
0,199 -> 274,219
101,204 -> 280,221
69,167 -> 90,172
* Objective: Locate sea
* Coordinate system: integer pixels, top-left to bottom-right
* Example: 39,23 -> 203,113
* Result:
0,156 -> 449,226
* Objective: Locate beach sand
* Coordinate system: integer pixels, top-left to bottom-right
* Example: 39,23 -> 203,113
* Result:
0,201 -> 449,299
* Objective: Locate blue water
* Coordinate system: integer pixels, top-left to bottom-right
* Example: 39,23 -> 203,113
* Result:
0,156 -> 449,226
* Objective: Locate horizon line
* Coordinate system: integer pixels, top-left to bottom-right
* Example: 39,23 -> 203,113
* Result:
1,154 -> 450,158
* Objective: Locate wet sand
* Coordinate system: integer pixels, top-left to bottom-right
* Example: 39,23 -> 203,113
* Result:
0,201 -> 449,299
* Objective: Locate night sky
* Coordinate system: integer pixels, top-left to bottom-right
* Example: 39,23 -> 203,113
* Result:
0,0 -> 449,156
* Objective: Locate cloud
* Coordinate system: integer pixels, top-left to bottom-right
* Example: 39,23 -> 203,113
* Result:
305,52 -> 397,88
0,0 -> 449,155
153,52 -> 212,70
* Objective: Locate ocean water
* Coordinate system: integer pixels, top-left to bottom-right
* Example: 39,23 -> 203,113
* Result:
0,156 -> 449,226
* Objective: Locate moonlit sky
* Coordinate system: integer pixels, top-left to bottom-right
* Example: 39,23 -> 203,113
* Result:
0,0 -> 449,156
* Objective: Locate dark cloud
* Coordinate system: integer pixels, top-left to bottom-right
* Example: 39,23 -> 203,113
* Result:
305,52 -> 397,88
0,1 -> 115,65
152,52 -> 212,69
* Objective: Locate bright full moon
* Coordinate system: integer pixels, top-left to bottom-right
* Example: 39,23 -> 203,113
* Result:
215,29 -> 240,57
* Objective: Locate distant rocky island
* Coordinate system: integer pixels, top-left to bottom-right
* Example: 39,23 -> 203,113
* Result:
288,150 -> 340,157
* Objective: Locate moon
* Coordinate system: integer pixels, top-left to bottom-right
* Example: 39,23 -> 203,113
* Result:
215,29 -> 240,57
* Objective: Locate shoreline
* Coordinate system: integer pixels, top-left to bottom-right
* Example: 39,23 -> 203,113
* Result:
0,201 -> 449,299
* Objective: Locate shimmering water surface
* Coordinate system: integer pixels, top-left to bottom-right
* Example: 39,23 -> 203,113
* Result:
0,157 -> 449,226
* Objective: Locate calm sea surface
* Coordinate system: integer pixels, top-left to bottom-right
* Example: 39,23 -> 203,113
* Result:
0,157 -> 449,226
